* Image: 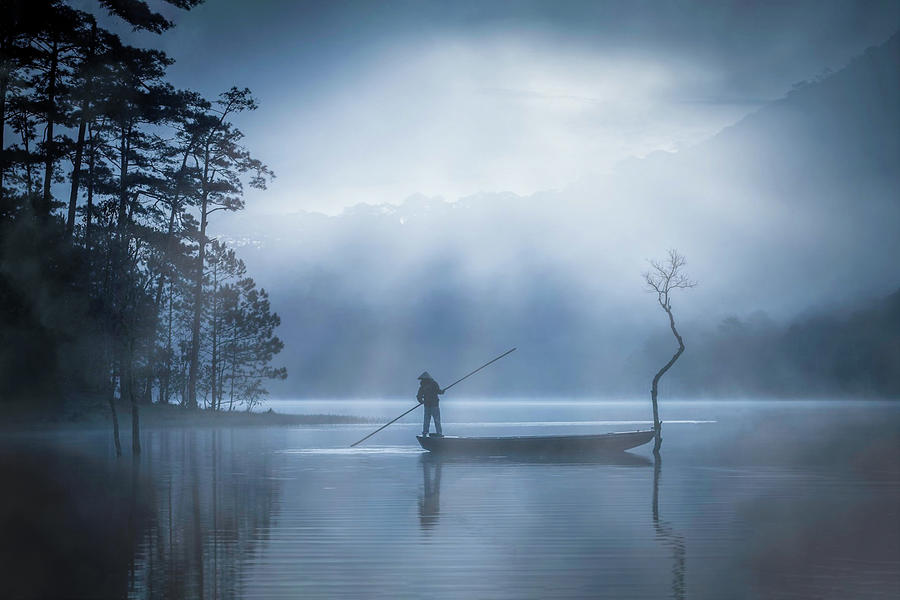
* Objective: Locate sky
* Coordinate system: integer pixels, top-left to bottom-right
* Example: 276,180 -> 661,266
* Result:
106,0 -> 900,215
67,0 -> 900,396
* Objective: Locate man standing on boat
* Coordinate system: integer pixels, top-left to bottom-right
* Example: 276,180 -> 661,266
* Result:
417,372 -> 444,437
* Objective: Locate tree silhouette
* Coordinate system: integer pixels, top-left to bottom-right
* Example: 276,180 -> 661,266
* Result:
644,249 -> 696,455
184,87 -> 273,409
0,0 -> 284,457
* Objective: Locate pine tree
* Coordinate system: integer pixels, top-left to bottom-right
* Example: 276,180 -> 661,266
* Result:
185,87 -> 273,409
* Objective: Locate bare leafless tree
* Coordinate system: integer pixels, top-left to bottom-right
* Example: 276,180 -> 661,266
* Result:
644,249 -> 696,455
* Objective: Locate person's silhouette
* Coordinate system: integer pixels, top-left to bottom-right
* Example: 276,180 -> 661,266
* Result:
416,371 -> 444,437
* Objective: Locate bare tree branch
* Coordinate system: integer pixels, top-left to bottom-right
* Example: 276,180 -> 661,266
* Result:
643,248 -> 696,455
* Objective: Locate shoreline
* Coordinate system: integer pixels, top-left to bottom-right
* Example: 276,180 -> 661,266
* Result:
0,399 -> 377,431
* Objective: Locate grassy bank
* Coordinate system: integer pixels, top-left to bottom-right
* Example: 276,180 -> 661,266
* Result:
0,396 -> 376,431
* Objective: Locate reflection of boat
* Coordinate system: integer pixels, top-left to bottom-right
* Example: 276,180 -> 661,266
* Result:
416,429 -> 655,455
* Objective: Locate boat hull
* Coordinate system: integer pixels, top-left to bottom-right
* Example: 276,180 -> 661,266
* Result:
416,430 -> 655,455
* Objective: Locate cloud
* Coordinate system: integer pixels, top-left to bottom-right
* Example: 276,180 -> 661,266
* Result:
255,34 -> 757,213
93,0 -> 898,215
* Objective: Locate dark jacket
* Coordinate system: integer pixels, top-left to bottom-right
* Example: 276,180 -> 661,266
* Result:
417,378 -> 443,406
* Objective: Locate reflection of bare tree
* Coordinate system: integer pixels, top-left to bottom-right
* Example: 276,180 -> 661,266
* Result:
418,455 -> 442,532
653,457 -> 686,600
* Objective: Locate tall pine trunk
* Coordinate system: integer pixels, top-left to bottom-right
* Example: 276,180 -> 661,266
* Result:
160,282 -> 174,404
0,70 -> 7,202
153,149 -> 191,307
228,351 -> 236,412
66,117 -> 87,236
39,37 -> 59,220
149,155 -> 189,404
117,127 -> 129,232
67,23 -> 96,237
186,198 -> 208,409
84,124 -> 95,249
210,266 -> 219,411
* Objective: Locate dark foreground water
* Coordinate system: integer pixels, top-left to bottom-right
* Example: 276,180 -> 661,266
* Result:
1,400 -> 898,599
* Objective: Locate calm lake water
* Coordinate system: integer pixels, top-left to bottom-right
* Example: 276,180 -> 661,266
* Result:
1,400 -> 898,599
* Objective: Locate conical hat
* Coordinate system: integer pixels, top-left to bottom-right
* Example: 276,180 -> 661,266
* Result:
418,371 -> 433,380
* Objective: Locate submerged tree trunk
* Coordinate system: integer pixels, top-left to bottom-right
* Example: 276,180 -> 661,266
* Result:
131,399 -> 141,456
107,384 -> 122,457
650,304 -> 685,455
126,344 -> 141,456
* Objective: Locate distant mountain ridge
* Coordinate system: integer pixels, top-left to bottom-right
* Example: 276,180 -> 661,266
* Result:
227,32 -> 899,241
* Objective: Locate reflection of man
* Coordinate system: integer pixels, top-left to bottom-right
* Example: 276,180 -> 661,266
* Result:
416,371 -> 444,437
418,455 -> 442,531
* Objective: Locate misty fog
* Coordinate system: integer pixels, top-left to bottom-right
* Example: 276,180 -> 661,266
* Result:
218,33 -> 900,398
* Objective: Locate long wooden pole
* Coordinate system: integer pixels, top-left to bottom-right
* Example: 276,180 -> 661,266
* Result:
441,347 -> 516,392
349,404 -> 422,448
349,348 -> 516,447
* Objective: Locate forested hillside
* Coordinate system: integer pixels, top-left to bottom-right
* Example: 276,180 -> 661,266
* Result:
0,0 -> 286,452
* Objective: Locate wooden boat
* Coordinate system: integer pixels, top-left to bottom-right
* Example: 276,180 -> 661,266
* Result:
416,429 -> 655,455
419,450 -> 653,467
